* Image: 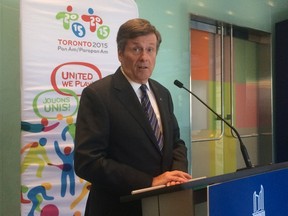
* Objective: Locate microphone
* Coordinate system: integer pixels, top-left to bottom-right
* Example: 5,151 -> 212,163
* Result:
174,79 -> 253,169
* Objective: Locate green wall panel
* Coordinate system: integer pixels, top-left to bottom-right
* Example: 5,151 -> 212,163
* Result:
0,0 -> 21,215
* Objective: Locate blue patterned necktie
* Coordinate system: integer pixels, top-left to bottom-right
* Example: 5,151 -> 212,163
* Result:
140,84 -> 164,151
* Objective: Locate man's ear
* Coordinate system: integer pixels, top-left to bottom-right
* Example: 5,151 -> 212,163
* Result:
118,50 -> 123,62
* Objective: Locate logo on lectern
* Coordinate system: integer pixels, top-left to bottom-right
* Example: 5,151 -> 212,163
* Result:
252,185 -> 265,216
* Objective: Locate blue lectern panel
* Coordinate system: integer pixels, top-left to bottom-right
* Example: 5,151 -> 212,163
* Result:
208,168 -> 288,216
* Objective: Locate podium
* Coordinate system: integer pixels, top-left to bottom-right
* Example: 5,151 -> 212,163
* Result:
121,162 -> 288,216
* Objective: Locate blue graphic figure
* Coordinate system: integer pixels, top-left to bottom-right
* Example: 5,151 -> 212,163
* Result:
48,141 -> 75,197
21,118 -> 60,133
27,183 -> 54,216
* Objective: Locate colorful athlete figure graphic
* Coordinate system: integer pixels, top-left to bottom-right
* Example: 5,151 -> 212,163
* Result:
81,8 -> 103,32
61,116 -> 76,142
48,141 -> 75,197
21,137 -> 51,178
21,118 -> 60,133
56,5 -> 79,30
21,185 -> 32,204
70,181 -> 91,209
56,6 -> 110,39
40,204 -> 59,216
26,183 -> 54,216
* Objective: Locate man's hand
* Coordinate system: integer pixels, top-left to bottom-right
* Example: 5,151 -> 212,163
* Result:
152,170 -> 192,187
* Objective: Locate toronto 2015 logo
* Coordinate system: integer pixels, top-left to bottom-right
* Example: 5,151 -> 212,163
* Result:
56,5 -> 110,39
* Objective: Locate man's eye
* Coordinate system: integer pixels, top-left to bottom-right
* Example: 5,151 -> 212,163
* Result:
130,47 -> 155,54
147,48 -> 154,53
133,47 -> 142,53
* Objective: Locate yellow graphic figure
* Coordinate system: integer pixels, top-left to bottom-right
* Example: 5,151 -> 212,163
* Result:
70,182 -> 91,209
21,137 -> 51,178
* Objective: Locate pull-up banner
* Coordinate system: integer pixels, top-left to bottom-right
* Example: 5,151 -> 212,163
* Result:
20,1 -> 138,215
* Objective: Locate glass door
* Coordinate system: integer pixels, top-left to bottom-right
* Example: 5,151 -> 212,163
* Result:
190,15 -> 272,177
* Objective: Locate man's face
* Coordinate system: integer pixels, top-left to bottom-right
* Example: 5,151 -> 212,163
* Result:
118,33 -> 157,84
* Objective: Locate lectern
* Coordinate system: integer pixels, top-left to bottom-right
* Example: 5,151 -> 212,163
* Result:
121,162 -> 288,216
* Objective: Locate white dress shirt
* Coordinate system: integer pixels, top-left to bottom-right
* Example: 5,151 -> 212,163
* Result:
121,68 -> 163,132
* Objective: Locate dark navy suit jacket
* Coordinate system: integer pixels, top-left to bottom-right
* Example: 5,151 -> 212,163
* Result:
74,67 -> 188,216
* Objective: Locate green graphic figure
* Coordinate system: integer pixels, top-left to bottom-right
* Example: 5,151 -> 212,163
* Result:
56,5 -> 79,30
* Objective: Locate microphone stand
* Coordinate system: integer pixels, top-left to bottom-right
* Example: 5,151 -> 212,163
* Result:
174,80 -> 253,169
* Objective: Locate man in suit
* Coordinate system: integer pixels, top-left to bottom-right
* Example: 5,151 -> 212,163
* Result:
74,18 -> 192,216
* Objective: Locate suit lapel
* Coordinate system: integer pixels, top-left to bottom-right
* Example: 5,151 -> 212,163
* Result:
112,69 -> 160,151
149,81 -> 169,150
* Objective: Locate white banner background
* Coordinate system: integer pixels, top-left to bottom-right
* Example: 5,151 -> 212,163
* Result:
20,1 -> 138,215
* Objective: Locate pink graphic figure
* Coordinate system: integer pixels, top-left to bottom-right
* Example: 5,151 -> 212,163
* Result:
81,8 -> 103,33
21,137 -> 51,178
41,204 -> 59,216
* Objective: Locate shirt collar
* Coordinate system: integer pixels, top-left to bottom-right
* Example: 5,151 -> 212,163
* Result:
120,66 -> 151,92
